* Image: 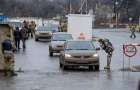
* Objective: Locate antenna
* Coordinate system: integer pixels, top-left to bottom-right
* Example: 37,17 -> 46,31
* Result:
79,0 -> 88,14
68,0 -> 88,14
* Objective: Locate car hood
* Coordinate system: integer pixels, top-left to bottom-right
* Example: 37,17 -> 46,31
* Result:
51,41 -> 65,46
65,50 -> 97,56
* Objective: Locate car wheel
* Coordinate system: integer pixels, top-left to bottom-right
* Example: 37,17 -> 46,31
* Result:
89,66 -> 94,71
62,65 -> 67,70
60,63 -> 62,68
94,65 -> 99,71
35,38 -> 39,41
49,51 -> 53,56
59,56 -> 63,68
49,47 -> 53,56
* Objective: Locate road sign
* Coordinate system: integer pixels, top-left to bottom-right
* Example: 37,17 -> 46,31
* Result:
0,15 -> 7,22
123,44 -> 137,57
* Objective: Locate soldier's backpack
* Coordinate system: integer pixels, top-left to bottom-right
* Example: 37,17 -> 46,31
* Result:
105,41 -> 114,54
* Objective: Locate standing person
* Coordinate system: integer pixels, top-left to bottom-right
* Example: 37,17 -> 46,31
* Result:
130,24 -> 136,39
20,27 -> 27,51
30,21 -> 36,38
28,24 -> 32,38
23,20 -> 29,39
138,25 -> 140,32
98,39 -> 114,69
13,27 -> 21,50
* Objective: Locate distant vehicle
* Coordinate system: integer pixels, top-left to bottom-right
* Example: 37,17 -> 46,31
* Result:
35,26 -> 53,41
51,24 -> 59,32
59,40 -> 100,70
6,21 -> 23,30
49,32 -> 73,56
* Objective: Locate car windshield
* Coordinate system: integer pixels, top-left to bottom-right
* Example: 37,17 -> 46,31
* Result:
51,25 -> 59,32
52,34 -> 73,41
66,41 -> 95,50
8,22 -> 23,28
37,27 -> 52,32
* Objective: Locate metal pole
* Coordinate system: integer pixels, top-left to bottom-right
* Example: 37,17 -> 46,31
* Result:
115,0 -> 118,29
128,57 -> 131,70
80,0 -> 83,14
86,0 -> 88,14
116,13 -> 118,29
69,0 -> 72,14
123,45 -> 125,70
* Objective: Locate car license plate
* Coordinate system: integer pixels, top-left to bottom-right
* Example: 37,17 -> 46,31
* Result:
77,61 -> 87,64
40,33 -> 47,35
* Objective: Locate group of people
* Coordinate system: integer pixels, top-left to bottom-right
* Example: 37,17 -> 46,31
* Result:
13,26 -> 27,51
23,20 -> 36,38
13,20 -> 36,51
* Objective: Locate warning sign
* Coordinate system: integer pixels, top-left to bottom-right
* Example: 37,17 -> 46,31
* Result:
123,44 -> 137,57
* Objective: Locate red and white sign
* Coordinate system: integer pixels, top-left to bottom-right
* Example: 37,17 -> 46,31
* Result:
123,44 -> 137,57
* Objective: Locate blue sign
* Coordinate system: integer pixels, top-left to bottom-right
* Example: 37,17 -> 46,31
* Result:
0,15 -> 7,22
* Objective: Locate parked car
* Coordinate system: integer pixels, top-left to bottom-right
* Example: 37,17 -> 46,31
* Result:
49,32 -> 73,56
35,26 -> 53,41
59,40 -> 100,70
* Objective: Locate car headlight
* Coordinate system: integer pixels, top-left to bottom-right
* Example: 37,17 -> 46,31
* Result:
35,32 -> 40,35
93,54 -> 98,57
65,54 -> 72,58
48,32 -> 52,35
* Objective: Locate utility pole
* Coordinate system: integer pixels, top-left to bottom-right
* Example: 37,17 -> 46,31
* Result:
69,0 -> 72,14
114,0 -> 119,29
85,0 -> 88,14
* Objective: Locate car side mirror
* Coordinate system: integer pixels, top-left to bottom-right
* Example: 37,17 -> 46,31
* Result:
96,47 -> 100,51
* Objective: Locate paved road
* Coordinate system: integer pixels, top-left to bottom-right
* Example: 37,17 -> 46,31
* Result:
0,29 -> 140,90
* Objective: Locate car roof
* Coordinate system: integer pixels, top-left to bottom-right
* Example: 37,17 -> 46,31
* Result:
53,32 -> 71,35
66,40 -> 92,42
37,26 -> 48,28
